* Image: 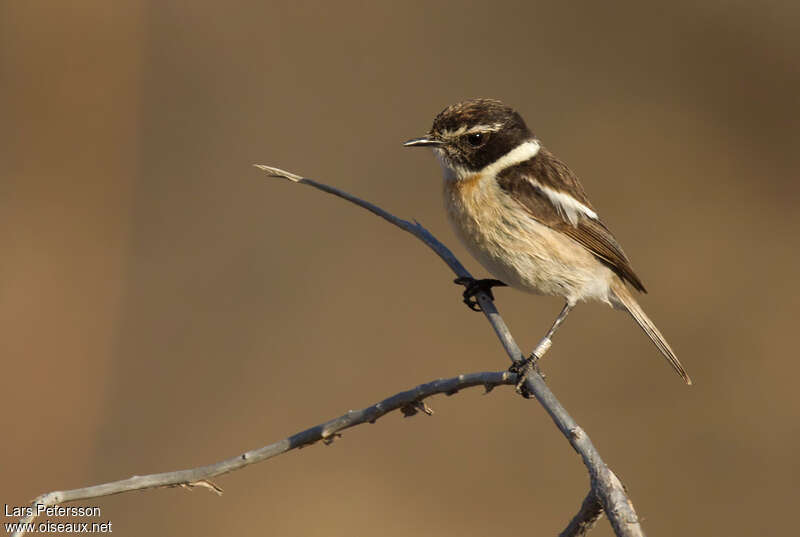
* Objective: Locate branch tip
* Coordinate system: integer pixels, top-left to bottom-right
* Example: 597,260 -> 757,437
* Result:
401,400 -> 434,417
179,480 -> 223,496
253,164 -> 305,182
323,433 -> 342,445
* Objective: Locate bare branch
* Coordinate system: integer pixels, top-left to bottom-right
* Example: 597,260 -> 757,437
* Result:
11,372 -> 516,537
560,489 -> 604,537
253,164 -> 523,362
13,166 -> 647,537
255,165 -> 645,537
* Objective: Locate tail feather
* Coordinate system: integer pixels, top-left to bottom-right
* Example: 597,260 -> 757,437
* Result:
611,280 -> 692,385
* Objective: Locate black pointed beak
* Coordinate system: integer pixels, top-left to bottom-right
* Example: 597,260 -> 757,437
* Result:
403,136 -> 443,148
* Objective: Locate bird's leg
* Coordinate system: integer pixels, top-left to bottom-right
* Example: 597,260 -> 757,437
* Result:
453,277 -> 507,312
536,301 -> 574,357
513,302 -> 574,395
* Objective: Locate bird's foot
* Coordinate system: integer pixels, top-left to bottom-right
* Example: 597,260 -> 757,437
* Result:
510,354 -> 546,398
453,277 -> 507,312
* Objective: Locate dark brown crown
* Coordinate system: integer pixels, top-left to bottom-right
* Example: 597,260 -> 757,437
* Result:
429,99 -> 534,171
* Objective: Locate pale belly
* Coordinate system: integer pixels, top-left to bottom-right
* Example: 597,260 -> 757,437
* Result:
444,176 -> 615,305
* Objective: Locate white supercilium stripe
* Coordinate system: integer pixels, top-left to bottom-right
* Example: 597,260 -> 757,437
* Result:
466,122 -> 504,134
441,122 -> 504,137
479,140 -> 541,179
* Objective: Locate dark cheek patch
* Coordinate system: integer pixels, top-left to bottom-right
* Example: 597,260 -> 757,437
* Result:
468,130 -> 525,170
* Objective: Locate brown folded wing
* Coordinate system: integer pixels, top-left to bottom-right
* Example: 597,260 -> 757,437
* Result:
497,151 -> 647,293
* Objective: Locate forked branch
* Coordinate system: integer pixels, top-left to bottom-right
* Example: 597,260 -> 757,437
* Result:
560,489 -> 605,537
253,165 -> 644,537
11,167 -> 644,537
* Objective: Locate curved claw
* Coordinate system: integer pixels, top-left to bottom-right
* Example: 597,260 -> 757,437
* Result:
510,355 -> 546,398
453,277 -> 507,312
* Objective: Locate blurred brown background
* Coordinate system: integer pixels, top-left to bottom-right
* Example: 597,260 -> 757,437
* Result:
2,1 -> 798,535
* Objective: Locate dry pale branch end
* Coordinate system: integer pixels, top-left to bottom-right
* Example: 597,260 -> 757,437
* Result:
253,164 -> 304,182
400,400 -> 434,417
321,433 -> 342,445
419,401 -> 434,415
178,480 -> 224,496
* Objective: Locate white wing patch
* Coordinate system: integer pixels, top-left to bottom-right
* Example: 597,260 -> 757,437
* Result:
527,179 -> 598,225
464,138 -> 597,225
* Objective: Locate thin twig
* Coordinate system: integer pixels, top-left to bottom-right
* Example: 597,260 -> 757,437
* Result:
252,165 -> 522,362
254,165 -> 644,537
10,372 -> 516,537
560,489 -> 605,537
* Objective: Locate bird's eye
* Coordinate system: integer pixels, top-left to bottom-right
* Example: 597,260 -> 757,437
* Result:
466,132 -> 485,147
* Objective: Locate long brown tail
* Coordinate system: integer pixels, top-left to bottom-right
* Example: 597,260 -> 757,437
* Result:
611,280 -> 692,385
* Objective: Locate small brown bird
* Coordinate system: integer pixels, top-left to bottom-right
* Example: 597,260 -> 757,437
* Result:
405,98 -> 691,384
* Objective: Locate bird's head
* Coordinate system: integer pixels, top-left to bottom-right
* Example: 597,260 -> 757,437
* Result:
404,98 -> 534,180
